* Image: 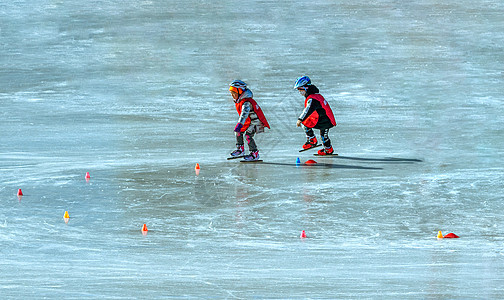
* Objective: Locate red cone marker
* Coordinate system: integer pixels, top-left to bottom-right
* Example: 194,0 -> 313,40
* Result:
443,233 -> 459,238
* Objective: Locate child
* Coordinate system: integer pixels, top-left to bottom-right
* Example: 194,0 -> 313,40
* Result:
294,76 -> 336,155
229,80 -> 270,161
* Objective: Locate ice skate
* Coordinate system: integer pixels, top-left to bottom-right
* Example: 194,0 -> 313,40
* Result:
242,150 -> 259,161
302,136 -> 318,150
316,146 -> 336,156
227,145 -> 245,160
230,144 -> 245,157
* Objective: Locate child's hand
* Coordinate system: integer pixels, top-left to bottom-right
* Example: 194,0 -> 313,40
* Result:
234,123 -> 243,133
296,120 -> 302,127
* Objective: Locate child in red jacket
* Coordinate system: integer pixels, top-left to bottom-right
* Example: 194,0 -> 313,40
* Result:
229,80 -> 270,161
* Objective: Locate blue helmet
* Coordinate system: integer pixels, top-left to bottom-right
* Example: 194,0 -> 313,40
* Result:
229,80 -> 247,93
294,76 -> 311,89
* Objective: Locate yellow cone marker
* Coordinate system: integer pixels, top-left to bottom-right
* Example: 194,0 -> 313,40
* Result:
437,231 -> 443,239
63,211 -> 70,224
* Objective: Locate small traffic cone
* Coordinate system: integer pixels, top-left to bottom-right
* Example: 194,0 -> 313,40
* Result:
85,172 -> 91,179
142,224 -> 148,232
443,233 -> 459,238
195,163 -> 200,175
296,157 -> 301,165
437,231 -> 443,239
63,211 -> 70,224
17,189 -> 23,196
300,230 -> 307,238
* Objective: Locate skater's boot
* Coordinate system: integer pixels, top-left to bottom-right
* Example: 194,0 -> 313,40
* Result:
317,146 -> 335,155
243,150 -> 259,161
302,136 -> 318,150
230,144 -> 245,157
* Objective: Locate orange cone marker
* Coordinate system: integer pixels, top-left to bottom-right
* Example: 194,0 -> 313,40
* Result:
17,189 -> 23,196
305,159 -> 317,165
195,163 -> 200,175
141,224 -> 148,235
300,230 -> 307,238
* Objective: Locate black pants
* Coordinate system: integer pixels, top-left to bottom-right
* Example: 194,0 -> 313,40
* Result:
304,126 -> 332,148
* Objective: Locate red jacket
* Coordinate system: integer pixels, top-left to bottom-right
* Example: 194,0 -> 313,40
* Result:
235,98 -> 270,132
301,94 -> 336,128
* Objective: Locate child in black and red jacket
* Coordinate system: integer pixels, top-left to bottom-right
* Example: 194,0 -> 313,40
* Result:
294,76 -> 337,155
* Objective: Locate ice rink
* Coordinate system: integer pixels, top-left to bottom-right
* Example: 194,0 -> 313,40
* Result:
1,0 -> 503,298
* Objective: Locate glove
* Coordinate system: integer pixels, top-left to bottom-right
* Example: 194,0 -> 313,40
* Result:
234,123 -> 243,133
296,119 -> 302,127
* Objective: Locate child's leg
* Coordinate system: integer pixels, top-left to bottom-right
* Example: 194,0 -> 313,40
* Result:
242,127 -> 260,161
236,132 -> 244,146
303,125 -> 316,139
230,132 -> 245,156
301,125 -> 318,149
245,129 -> 258,152
320,128 -> 332,148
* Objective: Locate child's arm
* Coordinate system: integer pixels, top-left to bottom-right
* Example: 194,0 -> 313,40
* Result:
234,102 -> 252,132
298,99 -> 318,122
237,102 -> 251,125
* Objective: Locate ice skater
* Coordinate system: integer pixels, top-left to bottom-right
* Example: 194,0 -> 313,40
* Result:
229,80 -> 270,161
294,76 -> 337,155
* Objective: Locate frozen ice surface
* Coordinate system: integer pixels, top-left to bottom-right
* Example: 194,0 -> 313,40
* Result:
1,0 -> 503,298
